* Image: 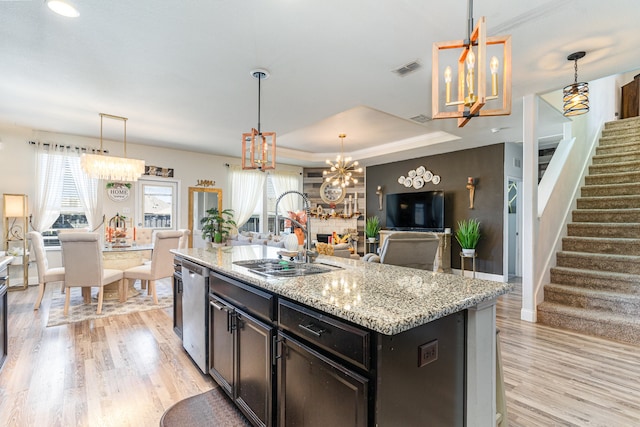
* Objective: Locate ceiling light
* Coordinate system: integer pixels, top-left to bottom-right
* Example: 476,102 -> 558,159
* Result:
323,134 -> 362,188
432,0 -> 512,127
563,51 -> 589,117
81,113 -> 145,182
242,69 -> 276,171
46,0 -> 79,18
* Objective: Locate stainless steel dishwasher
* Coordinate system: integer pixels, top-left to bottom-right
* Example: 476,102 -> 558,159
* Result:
181,260 -> 209,374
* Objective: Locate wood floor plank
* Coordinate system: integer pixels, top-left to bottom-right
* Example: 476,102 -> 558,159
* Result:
1,278 -> 640,426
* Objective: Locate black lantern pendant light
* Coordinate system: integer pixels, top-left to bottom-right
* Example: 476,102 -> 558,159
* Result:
563,51 -> 589,117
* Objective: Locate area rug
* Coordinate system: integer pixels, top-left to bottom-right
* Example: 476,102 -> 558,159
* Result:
160,387 -> 251,427
46,278 -> 173,327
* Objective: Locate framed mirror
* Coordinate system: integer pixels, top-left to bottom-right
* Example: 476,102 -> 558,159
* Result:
188,187 -> 223,247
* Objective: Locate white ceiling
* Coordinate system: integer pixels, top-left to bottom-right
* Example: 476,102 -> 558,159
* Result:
1,0 -> 639,166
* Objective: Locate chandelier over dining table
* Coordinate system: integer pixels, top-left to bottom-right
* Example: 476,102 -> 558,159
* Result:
323,134 -> 362,188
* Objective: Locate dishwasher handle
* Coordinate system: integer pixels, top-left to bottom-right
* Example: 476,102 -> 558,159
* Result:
182,259 -> 208,277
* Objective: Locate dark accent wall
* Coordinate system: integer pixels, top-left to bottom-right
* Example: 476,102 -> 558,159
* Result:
365,144 -> 505,275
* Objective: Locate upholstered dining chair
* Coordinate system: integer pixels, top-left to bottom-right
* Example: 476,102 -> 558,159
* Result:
28,231 -> 65,310
363,232 -> 440,271
178,229 -> 190,249
59,232 -> 124,315
123,230 -> 182,304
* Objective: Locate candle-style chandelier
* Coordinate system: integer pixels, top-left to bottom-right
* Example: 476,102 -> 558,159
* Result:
323,134 -> 362,188
242,69 -> 276,171
432,0 -> 512,127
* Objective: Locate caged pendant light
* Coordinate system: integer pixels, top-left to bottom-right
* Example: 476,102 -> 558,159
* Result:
242,69 -> 276,171
563,51 -> 589,117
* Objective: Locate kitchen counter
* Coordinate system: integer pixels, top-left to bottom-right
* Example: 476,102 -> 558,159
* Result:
171,245 -> 512,335
0,256 -> 12,270
172,245 -> 512,426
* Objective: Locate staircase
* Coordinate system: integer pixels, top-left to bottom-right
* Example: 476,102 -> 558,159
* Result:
537,116 -> 640,345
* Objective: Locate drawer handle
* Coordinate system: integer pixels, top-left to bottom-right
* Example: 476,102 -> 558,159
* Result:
210,301 -> 225,310
298,323 -> 326,338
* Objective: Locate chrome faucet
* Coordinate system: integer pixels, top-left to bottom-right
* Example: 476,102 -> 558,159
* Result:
275,190 -> 318,262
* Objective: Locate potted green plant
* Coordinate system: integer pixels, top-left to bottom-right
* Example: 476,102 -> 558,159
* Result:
455,218 -> 481,256
200,208 -> 236,244
365,216 -> 381,243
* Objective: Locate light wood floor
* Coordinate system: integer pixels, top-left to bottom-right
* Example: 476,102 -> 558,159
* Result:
1,280 -> 639,426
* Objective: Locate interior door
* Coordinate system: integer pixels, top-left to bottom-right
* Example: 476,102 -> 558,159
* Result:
136,178 -> 179,230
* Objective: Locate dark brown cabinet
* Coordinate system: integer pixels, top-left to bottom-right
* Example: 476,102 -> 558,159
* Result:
0,264 -> 7,371
172,257 -> 183,339
209,272 -> 276,427
278,332 -> 368,427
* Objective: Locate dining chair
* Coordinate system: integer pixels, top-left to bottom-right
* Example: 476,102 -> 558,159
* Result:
363,232 -> 440,271
59,232 -> 124,315
178,229 -> 190,249
123,230 -> 182,304
28,231 -> 65,310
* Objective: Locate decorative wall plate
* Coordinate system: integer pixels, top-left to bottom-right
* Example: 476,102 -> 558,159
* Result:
403,177 -> 413,187
423,171 -> 433,182
416,166 -> 426,176
397,176 -> 406,184
432,175 -> 441,184
413,177 -> 424,189
408,169 -> 417,178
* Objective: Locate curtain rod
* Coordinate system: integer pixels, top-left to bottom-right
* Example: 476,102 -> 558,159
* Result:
28,140 -> 109,154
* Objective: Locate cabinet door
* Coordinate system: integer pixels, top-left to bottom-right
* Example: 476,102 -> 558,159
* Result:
209,295 -> 234,396
236,311 -> 275,427
173,272 -> 183,339
278,332 -> 368,427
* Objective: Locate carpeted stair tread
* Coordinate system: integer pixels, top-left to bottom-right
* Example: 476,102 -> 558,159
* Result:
596,140 -> 640,155
589,159 -> 640,174
561,236 -> 640,255
544,283 -> 640,314
577,194 -> 640,209
160,388 -> 251,427
604,116 -> 640,129
572,208 -> 640,223
537,302 -> 640,345
581,183 -> 640,197
556,250 -> 640,274
551,267 -> 640,294
567,223 -> 640,238
592,150 -> 640,165
584,170 -> 640,185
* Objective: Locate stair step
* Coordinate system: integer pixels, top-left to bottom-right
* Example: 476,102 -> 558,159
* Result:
600,129 -> 640,140
584,170 -> 640,185
581,183 -> 640,197
567,223 -> 640,238
577,195 -> 640,209
604,116 -> 640,130
589,159 -> 640,175
561,235 -> 640,255
596,140 -> 640,155
537,301 -> 640,345
572,208 -> 640,223
550,266 -> 640,292
556,251 -> 640,274
592,150 -> 640,165
544,283 -> 640,314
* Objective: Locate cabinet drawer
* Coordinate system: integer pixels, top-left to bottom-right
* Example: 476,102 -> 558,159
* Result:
278,299 -> 369,370
209,271 -> 275,322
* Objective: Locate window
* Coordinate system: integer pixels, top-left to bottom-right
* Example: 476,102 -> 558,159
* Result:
43,158 -> 89,246
136,178 -> 178,230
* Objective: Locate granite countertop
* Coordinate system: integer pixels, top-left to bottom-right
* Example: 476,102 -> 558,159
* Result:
172,245 -> 513,335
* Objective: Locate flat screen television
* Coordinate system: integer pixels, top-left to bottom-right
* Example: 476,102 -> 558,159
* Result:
386,191 -> 445,232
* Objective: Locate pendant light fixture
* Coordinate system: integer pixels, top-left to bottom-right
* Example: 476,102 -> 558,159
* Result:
242,69 -> 276,171
80,113 -> 145,182
563,51 -> 589,117
323,134 -> 362,188
432,0 -> 512,127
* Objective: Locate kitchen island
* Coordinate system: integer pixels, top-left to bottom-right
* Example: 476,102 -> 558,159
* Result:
172,245 -> 513,427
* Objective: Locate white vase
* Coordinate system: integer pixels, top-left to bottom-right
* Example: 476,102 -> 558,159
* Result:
462,248 -> 475,256
284,234 -> 299,252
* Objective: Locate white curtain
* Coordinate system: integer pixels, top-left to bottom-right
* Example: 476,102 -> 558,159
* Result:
32,144 -> 66,232
270,171 -> 302,215
67,154 -> 103,231
229,166 -> 266,228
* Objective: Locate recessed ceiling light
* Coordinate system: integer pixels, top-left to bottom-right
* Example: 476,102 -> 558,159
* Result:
47,0 -> 79,18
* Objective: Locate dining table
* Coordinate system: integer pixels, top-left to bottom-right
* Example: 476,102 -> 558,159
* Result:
102,243 -> 153,301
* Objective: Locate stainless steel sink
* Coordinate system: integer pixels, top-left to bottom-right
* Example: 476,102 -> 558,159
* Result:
233,259 -> 341,277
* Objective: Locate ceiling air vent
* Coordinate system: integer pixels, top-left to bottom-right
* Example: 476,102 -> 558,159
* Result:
393,60 -> 421,76
409,114 -> 431,123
